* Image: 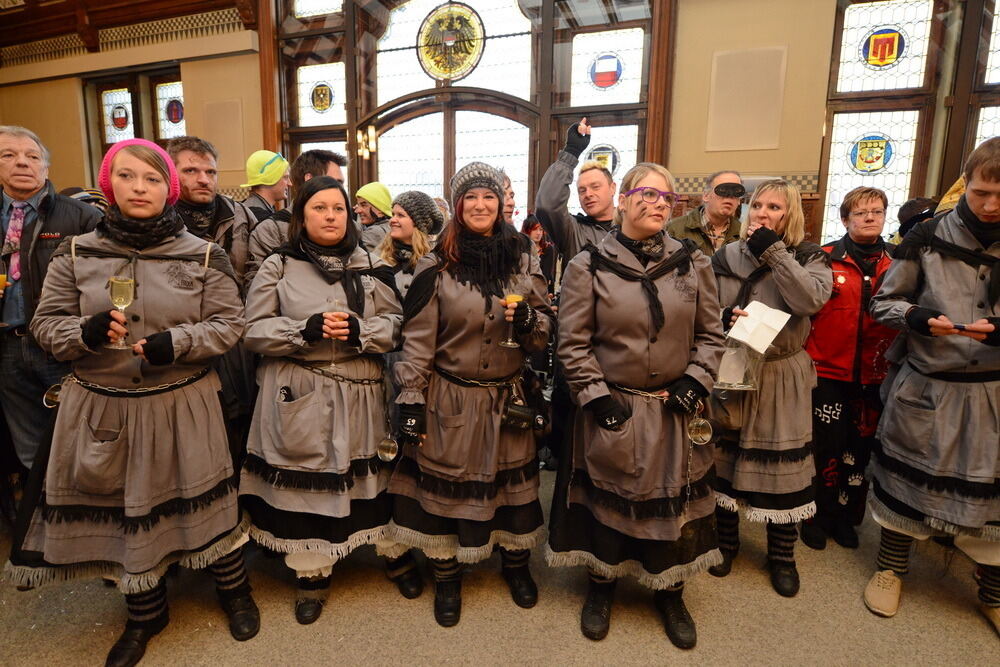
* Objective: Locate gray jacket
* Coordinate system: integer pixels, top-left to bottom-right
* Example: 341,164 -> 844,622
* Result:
534,150 -> 614,262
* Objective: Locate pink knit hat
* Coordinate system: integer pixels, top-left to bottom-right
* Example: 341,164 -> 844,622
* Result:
98,138 -> 180,206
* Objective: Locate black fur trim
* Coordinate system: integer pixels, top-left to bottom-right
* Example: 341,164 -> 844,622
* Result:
872,441 -> 1000,499
40,476 -> 237,535
569,467 -> 715,519
393,454 -> 538,500
242,452 -> 382,492
716,438 -> 812,463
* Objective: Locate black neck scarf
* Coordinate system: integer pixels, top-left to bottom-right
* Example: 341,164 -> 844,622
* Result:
615,229 -> 665,266
392,239 -> 414,273
175,197 -> 218,239
280,233 -> 368,314
958,195 -> 1000,249
583,238 -> 695,332
842,234 -> 885,278
98,205 -> 185,250
451,224 -> 526,304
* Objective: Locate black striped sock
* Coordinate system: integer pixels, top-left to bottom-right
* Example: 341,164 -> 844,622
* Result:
766,522 -> 798,564
875,528 -> 913,575
125,579 -> 168,628
588,569 -> 615,585
208,548 -> 251,600
978,564 -> 1000,607
386,551 -> 417,580
716,507 -> 740,554
499,548 -> 531,570
430,557 -> 462,583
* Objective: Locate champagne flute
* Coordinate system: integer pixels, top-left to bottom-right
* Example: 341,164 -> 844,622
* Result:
106,274 -> 134,350
325,299 -> 345,371
498,293 -> 523,349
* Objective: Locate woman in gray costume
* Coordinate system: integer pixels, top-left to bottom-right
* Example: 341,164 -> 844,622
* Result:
547,162 -> 725,649
386,162 -> 554,627
239,176 -> 403,624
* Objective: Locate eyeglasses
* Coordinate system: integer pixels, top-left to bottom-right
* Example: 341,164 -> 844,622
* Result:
848,209 -> 886,219
624,187 -> 677,206
713,183 -> 746,199
258,152 -> 285,174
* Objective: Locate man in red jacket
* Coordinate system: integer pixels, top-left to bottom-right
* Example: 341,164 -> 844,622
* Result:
803,186 -> 898,549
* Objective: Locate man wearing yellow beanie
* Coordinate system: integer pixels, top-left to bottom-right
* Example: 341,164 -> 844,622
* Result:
242,149 -> 291,223
355,181 -> 392,250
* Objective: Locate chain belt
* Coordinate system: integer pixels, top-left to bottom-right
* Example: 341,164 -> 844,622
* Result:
607,381 -> 672,401
287,357 -> 384,385
69,367 -> 210,397
435,365 -> 519,388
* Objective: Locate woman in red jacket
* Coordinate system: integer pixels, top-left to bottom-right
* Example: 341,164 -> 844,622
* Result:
803,186 -> 898,549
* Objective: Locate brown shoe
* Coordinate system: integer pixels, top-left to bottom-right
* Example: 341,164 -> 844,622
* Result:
864,570 -> 902,617
980,604 -> 1000,638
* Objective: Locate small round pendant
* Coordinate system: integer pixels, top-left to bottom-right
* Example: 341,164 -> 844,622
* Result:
377,436 -> 399,462
687,416 -> 713,445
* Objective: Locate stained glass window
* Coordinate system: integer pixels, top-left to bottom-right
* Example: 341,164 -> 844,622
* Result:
567,123 -> 639,216
835,0 -> 933,93
985,1 -> 1000,84
454,111 -> 529,226
297,62 -> 347,127
102,88 -> 135,144
975,106 -> 1000,149
821,110 -> 921,242
555,0 -> 652,28
375,0 -> 533,106
293,0 -> 343,19
155,81 -> 186,140
377,113 -> 444,199
569,28 -> 645,107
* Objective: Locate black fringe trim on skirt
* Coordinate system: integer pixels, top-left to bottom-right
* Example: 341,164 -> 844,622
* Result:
717,439 -> 812,463
569,467 -> 715,520
394,455 -> 539,501
873,442 -> 1000,499
243,453 -> 383,492
40,476 -> 237,535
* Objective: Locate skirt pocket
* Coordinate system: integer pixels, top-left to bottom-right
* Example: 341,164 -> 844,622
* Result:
584,417 -> 637,479
73,422 -> 128,496
267,389 -> 331,467
419,407 -> 470,475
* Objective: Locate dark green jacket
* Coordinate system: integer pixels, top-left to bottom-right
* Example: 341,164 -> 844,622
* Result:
666,205 -> 741,256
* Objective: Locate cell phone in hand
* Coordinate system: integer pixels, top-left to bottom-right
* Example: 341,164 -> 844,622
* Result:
953,323 -> 967,331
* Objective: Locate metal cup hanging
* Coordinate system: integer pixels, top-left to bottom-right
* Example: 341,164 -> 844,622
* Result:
377,435 -> 399,462
687,400 -> 713,445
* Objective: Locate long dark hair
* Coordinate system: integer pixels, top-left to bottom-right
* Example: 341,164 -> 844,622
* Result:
520,214 -> 550,254
288,175 -> 359,248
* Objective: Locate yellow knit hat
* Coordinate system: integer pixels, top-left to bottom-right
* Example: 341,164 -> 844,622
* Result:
241,150 -> 289,188
355,182 -> 392,217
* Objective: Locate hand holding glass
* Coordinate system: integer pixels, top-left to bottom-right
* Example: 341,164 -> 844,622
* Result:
499,294 -> 523,349
106,276 -> 134,349
324,302 -> 348,370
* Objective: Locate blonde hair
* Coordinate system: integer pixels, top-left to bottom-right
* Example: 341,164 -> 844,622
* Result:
579,160 -> 614,184
377,226 -> 432,270
740,179 -> 805,247
612,162 -> 676,227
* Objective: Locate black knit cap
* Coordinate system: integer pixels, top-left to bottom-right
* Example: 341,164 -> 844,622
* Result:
393,190 -> 445,235
450,161 -> 505,211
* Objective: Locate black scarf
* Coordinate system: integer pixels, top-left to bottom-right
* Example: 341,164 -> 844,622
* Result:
98,205 -> 185,250
957,195 -> 1000,249
277,233 -> 371,315
842,235 -> 884,278
175,198 -> 218,239
392,239 -> 414,273
615,229 -> 665,266
583,238 -> 695,332
451,225 -> 527,305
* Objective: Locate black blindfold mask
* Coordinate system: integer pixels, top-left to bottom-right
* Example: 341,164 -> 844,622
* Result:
713,183 -> 746,199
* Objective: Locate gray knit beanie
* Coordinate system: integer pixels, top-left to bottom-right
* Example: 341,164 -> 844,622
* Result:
450,161 -> 505,211
393,190 -> 445,235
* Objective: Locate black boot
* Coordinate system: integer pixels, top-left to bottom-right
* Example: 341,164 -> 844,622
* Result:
105,615 -> 168,667
295,576 -> 329,625
386,553 -> 424,599
219,592 -> 260,640
768,560 -> 800,597
653,588 -> 697,649
433,579 -> 462,627
708,549 -> 737,577
830,521 -> 859,549
799,519 -> 827,550
580,579 -> 616,641
501,566 -> 538,609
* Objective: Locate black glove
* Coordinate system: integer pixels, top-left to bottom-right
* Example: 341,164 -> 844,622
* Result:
664,375 -> 708,414
904,306 -> 939,337
585,395 -> 631,431
397,403 -> 426,443
511,301 -> 537,335
81,311 -> 114,349
345,315 -> 361,347
301,313 -> 326,343
140,331 -> 174,365
564,123 -> 591,158
981,317 -> 1000,346
721,306 -> 736,331
746,226 -> 782,258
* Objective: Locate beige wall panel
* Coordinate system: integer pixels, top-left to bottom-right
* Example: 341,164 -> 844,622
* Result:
181,54 -> 263,190
670,0 -> 836,175
0,78 -> 90,189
